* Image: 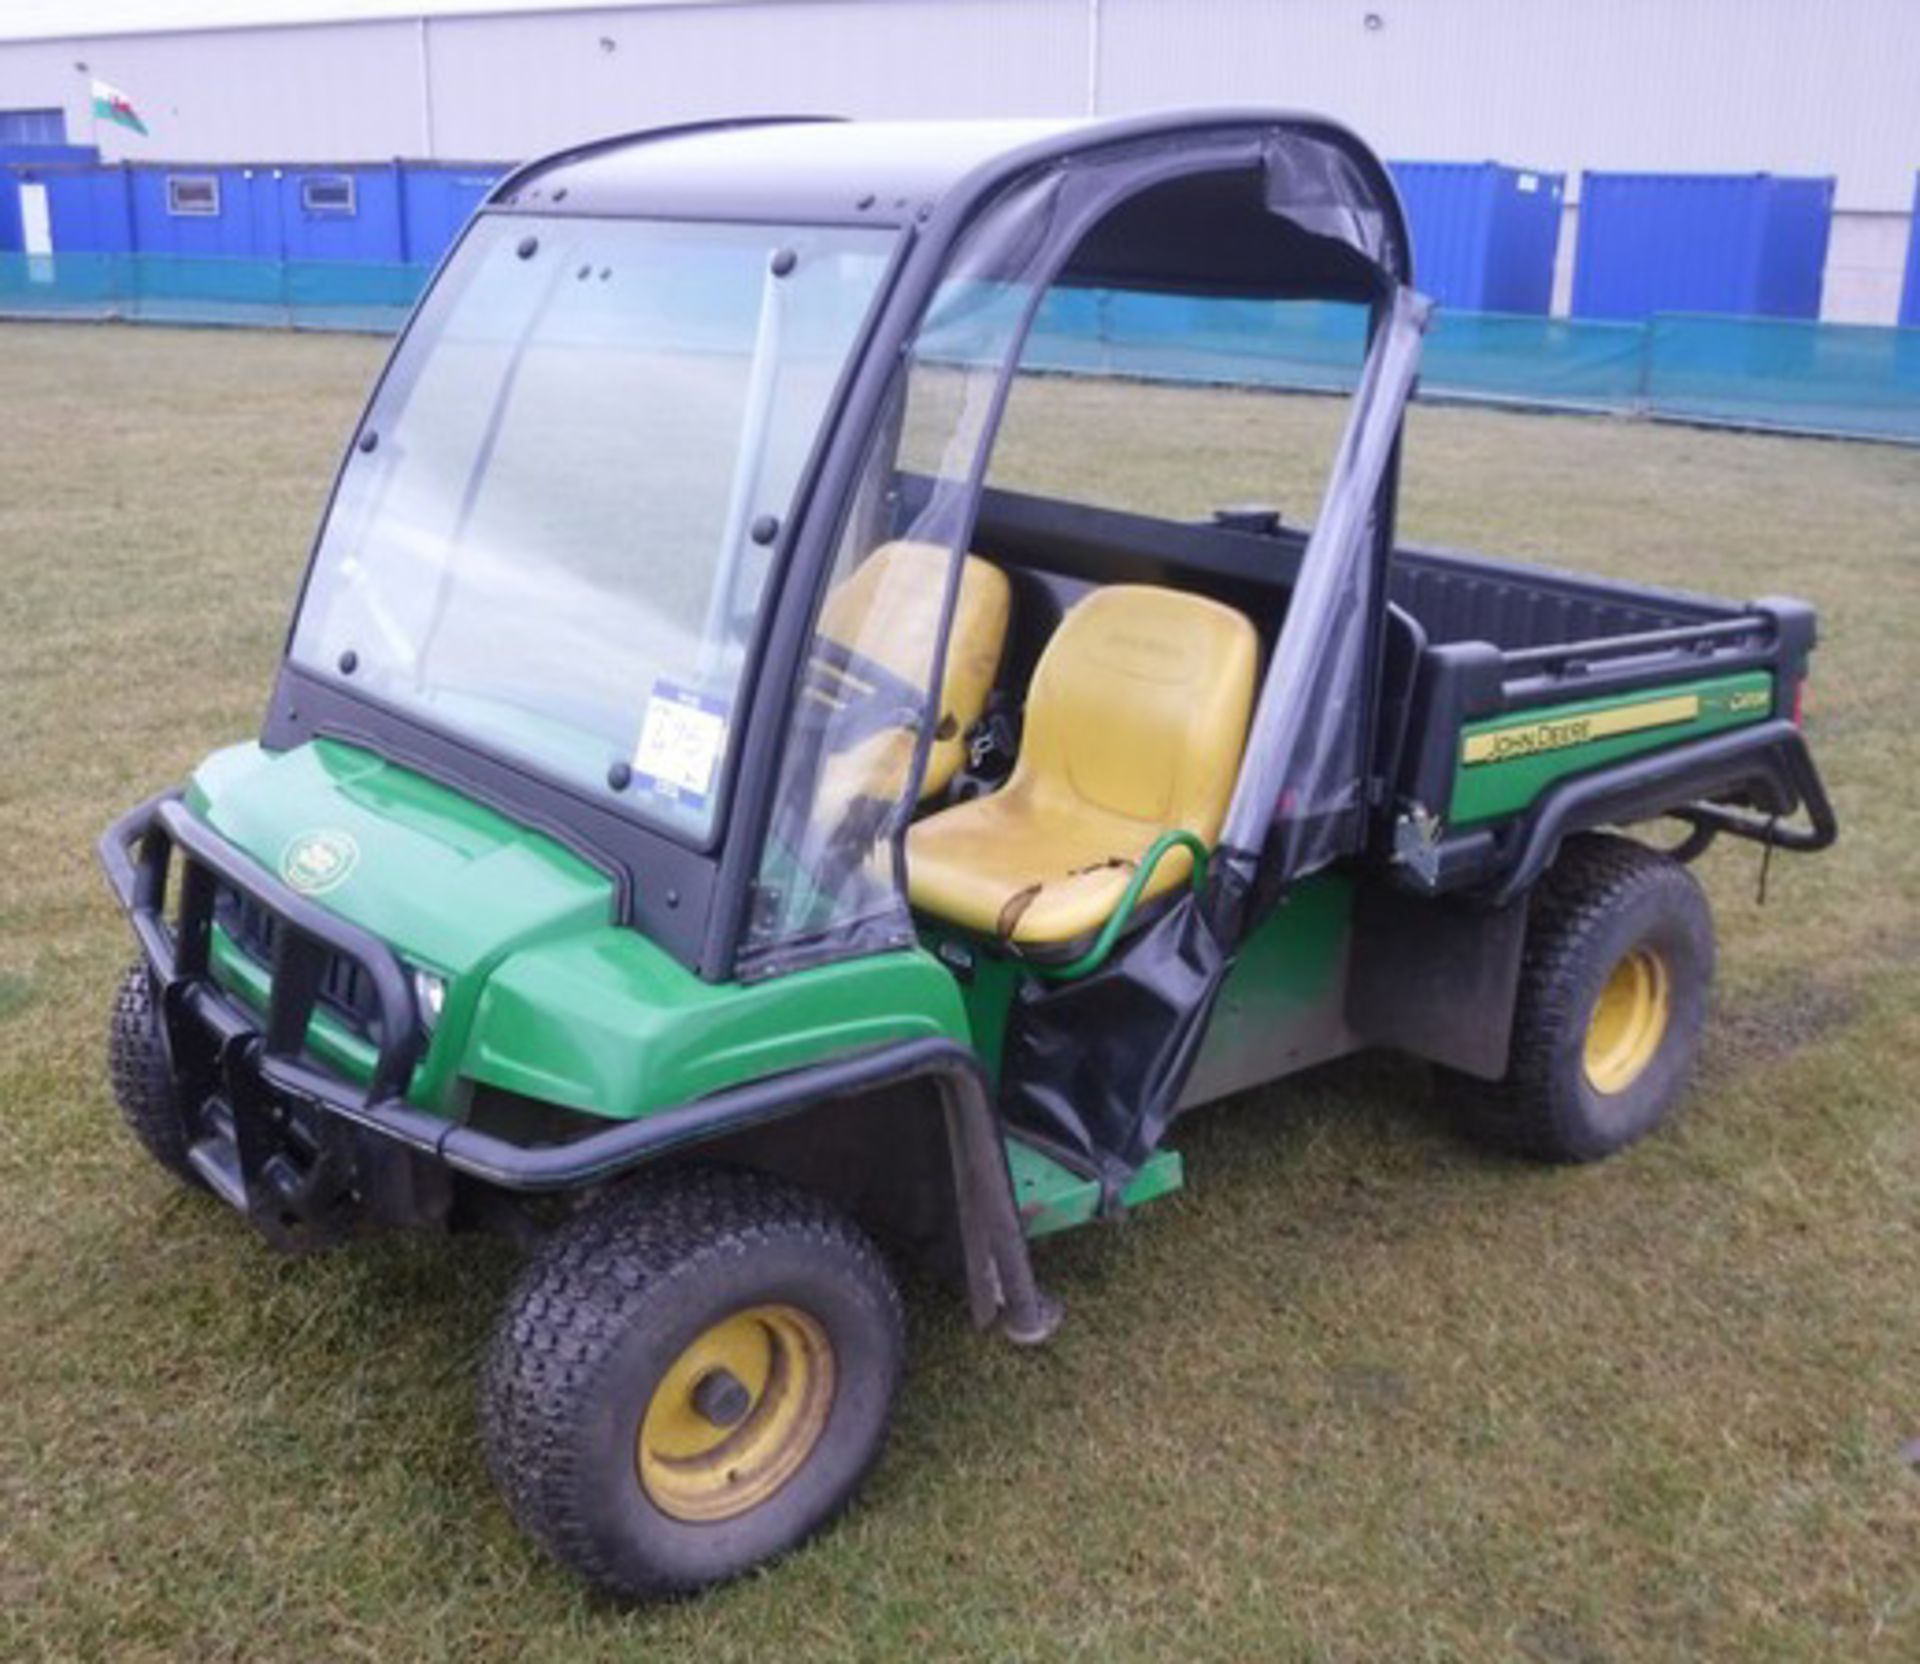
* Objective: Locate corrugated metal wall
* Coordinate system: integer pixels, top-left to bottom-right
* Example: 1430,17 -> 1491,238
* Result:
427,0 -> 1087,156
1573,173 -> 1834,322
1902,176 -> 1920,329
1388,162 -> 1563,314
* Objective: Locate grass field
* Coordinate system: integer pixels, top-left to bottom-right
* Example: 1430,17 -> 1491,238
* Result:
3,319 -> 1919,1661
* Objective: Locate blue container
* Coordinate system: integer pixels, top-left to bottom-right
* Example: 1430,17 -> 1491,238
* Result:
114,162 -> 412,262
1573,171 -> 1835,321
1389,161 -> 1565,314
1901,174 -> 1920,330
399,161 -> 507,264
10,162 -> 135,253
0,143 -> 99,166
126,164 -> 269,258
274,165 -> 406,262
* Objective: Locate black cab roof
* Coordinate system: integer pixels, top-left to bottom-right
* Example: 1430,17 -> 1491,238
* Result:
492,111 -> 1412,299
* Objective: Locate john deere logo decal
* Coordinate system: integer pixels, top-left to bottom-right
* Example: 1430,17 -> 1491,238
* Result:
281,829 -> 359,895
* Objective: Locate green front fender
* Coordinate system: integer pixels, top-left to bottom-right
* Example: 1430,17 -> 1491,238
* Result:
460,928 -> 973,1122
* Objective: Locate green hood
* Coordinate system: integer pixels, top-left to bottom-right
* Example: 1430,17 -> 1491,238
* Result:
184,739 -> 968,1122
190,738 -> 613,978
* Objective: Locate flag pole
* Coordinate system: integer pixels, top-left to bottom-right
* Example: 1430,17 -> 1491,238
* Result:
77,60 -> 99,152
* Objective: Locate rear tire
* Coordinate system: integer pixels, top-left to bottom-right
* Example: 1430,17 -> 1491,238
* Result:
108,962 -> 203,1189
1446,834 -> 1715,1163
481,1165 -> 904,1600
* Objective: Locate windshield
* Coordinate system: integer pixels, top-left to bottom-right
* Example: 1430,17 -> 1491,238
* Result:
291,213 -> 896,841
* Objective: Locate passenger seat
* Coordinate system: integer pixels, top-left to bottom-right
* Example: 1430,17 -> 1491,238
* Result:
906,584 -> 1258,949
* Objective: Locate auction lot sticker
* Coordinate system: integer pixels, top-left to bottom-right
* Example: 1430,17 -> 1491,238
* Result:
633,680 -> 730,811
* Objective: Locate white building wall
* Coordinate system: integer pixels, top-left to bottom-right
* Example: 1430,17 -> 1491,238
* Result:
424,0 -> 1087,158
1,0 -> 1916,321
0,18 -> 428,157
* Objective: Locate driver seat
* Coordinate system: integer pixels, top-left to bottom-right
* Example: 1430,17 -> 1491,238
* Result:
906,584 -> 1258,949
814,540 -> 1012,804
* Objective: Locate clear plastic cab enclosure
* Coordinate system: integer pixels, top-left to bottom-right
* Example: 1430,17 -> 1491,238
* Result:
266,114 -> 1421,982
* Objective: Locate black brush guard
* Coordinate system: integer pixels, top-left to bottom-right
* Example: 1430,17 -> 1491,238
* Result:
97,794 -> 1056,1337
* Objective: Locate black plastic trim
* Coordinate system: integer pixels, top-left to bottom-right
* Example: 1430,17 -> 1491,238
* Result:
99,792 -> 422,1101
1473,720 -> 1837,906
262,665 -> 716,968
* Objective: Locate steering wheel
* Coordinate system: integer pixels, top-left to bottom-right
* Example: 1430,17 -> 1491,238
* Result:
774,635 -> 931,898
796,634 -> 928,752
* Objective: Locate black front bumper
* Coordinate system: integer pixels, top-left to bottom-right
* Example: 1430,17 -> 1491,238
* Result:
100,793 -> 455,1242
99,794 -> 1059,1335
98,795 -> 1028,1201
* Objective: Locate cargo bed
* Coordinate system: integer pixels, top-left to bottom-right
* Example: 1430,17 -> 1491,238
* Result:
961,482 -> 1832,898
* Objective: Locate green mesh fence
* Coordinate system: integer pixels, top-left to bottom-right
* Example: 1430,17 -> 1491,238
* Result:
1642,313 -> 1920,443
6,252 -> 1920,444
0,252 -> 426,333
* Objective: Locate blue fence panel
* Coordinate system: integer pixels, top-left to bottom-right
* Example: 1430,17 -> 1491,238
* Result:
1423,312 -> 1647,410
1644,314 -> 1920,442
126,253 -> 292,326
1574,172 -> 1835,321
1024,291 -> 1368,391
1391,162 -> 1564,314
284,258 -> 428,331
7,248 -> 1920,446
0,250 -> 121,317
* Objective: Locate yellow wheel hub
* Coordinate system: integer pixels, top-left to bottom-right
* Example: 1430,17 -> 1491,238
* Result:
637,1304 -> 835,1523
1584,946 -> 1672,1094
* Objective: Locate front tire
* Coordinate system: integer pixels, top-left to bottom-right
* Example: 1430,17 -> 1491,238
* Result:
481,1166 -> 904,1600
1448,834 -> 1716,1163
107,962 -> 203,1189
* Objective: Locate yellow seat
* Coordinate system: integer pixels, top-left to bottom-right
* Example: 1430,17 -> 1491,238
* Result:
906,584 -> 1258,947
815,540 -> 1012,804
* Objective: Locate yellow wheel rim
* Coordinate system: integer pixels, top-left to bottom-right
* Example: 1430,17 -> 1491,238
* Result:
637,1304 -> 835,1523
1584,946 -> 1672,1094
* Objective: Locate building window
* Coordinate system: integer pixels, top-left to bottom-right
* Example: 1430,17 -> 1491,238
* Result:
300,175 -> 357,216
167,175 -> 221,216
0,107 -> 66,145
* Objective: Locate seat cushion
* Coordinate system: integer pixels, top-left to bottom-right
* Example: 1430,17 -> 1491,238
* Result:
905,786 -> 1186,943
907,584 -> 1258,947
815,541 -> 1011,800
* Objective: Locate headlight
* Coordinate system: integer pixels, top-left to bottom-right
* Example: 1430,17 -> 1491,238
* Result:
412,968 -> 447,1031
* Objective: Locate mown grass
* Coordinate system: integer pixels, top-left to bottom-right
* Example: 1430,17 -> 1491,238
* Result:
3,320 -> 1919,1661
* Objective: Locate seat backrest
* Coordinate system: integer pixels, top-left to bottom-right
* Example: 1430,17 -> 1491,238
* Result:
816,540 -> 1011,798
1013,585 -> 1258,838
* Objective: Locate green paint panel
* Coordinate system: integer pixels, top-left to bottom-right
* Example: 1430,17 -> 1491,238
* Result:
1449,670 -> 1774,825
460,928 -> 967,1120
918,931 -> 1023,1081
189,738 -> 970,1121
1006,1136 -> 1184,1239
1198,875 -> 1350,1047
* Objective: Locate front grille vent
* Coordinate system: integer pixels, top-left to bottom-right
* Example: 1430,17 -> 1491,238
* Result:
215,886 -> 382,1037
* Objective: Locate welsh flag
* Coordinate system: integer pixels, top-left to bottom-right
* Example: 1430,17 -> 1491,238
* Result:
91,77 -> 148,137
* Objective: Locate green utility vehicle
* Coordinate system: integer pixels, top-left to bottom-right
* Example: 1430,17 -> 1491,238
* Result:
100,113 -> 1835,1597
